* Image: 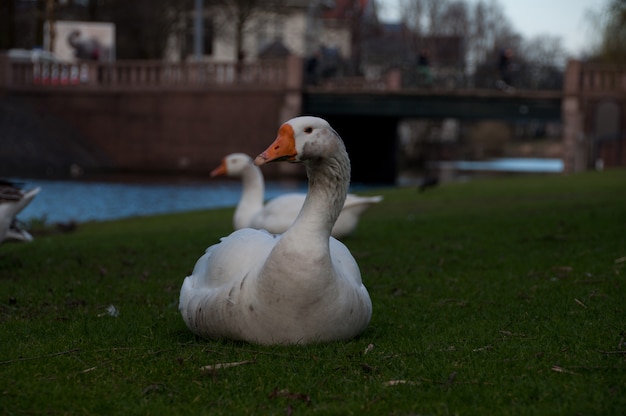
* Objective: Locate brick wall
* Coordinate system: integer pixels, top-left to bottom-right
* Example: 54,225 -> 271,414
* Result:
10,87 -> 300,177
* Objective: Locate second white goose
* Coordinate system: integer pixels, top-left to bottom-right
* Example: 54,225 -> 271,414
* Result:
211,153 -> 382,238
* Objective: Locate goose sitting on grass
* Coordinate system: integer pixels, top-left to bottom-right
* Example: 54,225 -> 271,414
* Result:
0,180 -> 41,244
179,116 -> 372,345
211,153 -> 382,238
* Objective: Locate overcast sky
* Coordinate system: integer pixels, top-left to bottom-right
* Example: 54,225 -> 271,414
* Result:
377,0 -> 605,56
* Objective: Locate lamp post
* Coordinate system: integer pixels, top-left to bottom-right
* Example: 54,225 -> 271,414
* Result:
194,0 -> 204,61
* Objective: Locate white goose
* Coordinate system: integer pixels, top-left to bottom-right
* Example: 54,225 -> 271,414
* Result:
179,116 -> 372,344
211,153 -> 382,238
0,181 -> 41,244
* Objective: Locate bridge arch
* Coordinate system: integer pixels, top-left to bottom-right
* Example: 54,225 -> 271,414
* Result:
304,89 -> 563,183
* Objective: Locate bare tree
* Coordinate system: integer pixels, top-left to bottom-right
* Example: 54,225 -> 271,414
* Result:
592,0 -> 626,63
394,0 -> 568,88
400,0 -> 468,37
467,0 -> 515,71
517,34 -> 566,89
398,0 -> 423,36
439,1 -> 470,37
521,34 -> 566,67
97,0 -> 187,59
400,0 -> 449,36
208,0 -> 288,64
212,0 -> 257,63
397,0 -> 517,84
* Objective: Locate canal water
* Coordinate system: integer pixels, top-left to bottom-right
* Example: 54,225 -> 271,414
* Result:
12,158 -> 562,224
14,177 -> 309,224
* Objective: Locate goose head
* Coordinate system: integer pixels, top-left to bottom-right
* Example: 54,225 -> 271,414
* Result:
211,153 -> 253,177
255,116 -> 342,166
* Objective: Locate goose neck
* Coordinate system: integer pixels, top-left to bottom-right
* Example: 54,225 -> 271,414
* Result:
233,163 -> 265,229
239,163 -> 264,203
291,151 -> 350,240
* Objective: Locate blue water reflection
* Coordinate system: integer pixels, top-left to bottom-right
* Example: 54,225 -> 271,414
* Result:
15,178 -> 308,224
451,158 -> 564,173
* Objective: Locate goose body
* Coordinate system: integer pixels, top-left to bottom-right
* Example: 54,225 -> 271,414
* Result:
179,116 -> 372,344
0,181 -> 40,244
211,153 -> 382,238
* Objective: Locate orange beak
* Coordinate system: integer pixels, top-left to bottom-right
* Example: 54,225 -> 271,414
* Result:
254,123 -> 297,166
210,160 -> 227,177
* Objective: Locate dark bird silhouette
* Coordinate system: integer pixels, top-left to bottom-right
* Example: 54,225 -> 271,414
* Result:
0,180 -> 41,243
418,176 -> 439,192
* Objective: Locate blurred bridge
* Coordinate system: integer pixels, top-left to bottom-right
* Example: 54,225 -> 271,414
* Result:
302,87 -> 563,182
304,88 -> 562,120
1,55 -> 624,183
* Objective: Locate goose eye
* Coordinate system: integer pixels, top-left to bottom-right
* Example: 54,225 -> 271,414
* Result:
304,127 -> 313,134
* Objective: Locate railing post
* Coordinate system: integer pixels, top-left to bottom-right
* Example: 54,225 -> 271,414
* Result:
284,54 -> 303,91
84,62 -> 98,86
275,55 -> 304,176
562,59 -> 586,173
280,55 -> 303,123
385,67 -> 402,91
0,53 -> 9,91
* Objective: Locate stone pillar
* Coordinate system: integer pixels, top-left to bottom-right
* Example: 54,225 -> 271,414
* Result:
385,68 -> 402,91
562,59 -> 585,173
277,55 -> 304,177
0,53 -> 9,91
280,54 -> 303,122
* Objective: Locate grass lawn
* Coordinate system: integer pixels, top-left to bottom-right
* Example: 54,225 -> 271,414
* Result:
1,169 -> 625,415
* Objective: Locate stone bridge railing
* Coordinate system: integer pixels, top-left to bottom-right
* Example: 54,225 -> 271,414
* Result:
578,62 -> 626,95
0,54 -> 306,178
0,54 -> 300,90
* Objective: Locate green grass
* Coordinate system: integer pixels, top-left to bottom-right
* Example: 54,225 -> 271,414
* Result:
1,170 -> 625,415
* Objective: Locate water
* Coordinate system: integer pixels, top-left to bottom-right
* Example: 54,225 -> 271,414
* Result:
14,177 -> 308,224
13,158 -> 560,224
450,158 -> 564,173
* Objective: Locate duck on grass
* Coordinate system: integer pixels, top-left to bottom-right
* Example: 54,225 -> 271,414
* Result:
179,116 -> 373,345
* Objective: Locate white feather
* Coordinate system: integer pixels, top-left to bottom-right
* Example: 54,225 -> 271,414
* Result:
179,117 -> 373,344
